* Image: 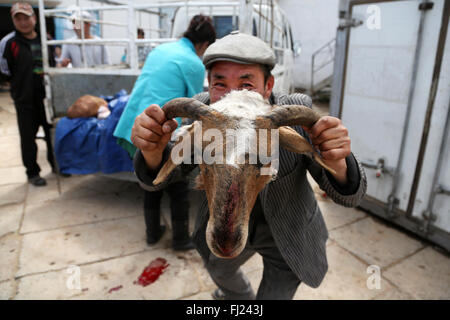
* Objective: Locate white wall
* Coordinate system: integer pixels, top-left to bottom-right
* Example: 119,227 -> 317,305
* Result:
278,0 -> 340,90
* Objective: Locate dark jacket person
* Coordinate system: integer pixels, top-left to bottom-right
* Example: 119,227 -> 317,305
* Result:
0,2 -> 56,186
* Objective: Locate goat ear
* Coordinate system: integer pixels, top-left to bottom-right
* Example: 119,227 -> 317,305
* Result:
153,157 -> 177,185
279,126 -> 337,175
279,126 -> 313,153
152,124 -> 195,185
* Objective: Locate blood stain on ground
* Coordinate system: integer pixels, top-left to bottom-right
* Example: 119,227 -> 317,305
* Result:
107,285 -> 123,293
134,257 -> 170,287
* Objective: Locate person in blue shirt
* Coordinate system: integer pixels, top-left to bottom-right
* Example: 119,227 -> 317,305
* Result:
114,15 -> 216,250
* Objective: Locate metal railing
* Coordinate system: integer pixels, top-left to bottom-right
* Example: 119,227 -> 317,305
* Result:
37,0 -> 245,75
310,38 -> 336,94
37,0 -> 291,75
36,0 -> 295,122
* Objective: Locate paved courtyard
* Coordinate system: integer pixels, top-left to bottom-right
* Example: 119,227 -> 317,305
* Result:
0,92 -> 449,300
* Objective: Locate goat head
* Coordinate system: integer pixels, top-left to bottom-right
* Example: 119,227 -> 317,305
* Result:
153,90 -> 334,258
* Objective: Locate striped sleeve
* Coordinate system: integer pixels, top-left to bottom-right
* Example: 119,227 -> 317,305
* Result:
275,92 -> 313,108
307,152 -> 367,207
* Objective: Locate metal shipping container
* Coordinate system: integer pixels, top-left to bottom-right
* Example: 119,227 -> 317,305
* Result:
330,0 -> 449,251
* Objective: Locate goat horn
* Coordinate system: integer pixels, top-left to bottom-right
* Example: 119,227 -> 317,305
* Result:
259,104 -> 321,128
162,97 -> 225,124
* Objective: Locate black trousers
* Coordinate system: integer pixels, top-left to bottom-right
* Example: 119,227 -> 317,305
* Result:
15,98 -> 54,178
144,180 -> 190,234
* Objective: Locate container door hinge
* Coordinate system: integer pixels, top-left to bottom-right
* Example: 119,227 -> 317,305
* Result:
422,210 -> 437,222
418,210 -> 436,234
419,2 -> 434,11
338,18 -> 363,30
386,195 -> 400,219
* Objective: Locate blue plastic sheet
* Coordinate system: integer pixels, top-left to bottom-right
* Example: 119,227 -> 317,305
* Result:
54,90 -> 134,174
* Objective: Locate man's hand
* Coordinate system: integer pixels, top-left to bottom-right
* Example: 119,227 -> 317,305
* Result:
131,104 -> 178,170
60,58 -> 71,67
303,116 -> 351,185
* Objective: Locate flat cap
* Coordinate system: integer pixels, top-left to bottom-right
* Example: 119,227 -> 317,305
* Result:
203,31 -> 276,70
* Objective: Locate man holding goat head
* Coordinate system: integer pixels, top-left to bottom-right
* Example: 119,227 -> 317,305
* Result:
131,31 -> 367,300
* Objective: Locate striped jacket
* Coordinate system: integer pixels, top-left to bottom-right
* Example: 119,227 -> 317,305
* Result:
134,92 -> 367,288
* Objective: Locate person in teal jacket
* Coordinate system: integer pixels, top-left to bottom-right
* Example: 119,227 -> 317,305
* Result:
114,15 -> 216,250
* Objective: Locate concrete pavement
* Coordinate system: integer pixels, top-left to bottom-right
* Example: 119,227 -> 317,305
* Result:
0,92 -> 449,300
